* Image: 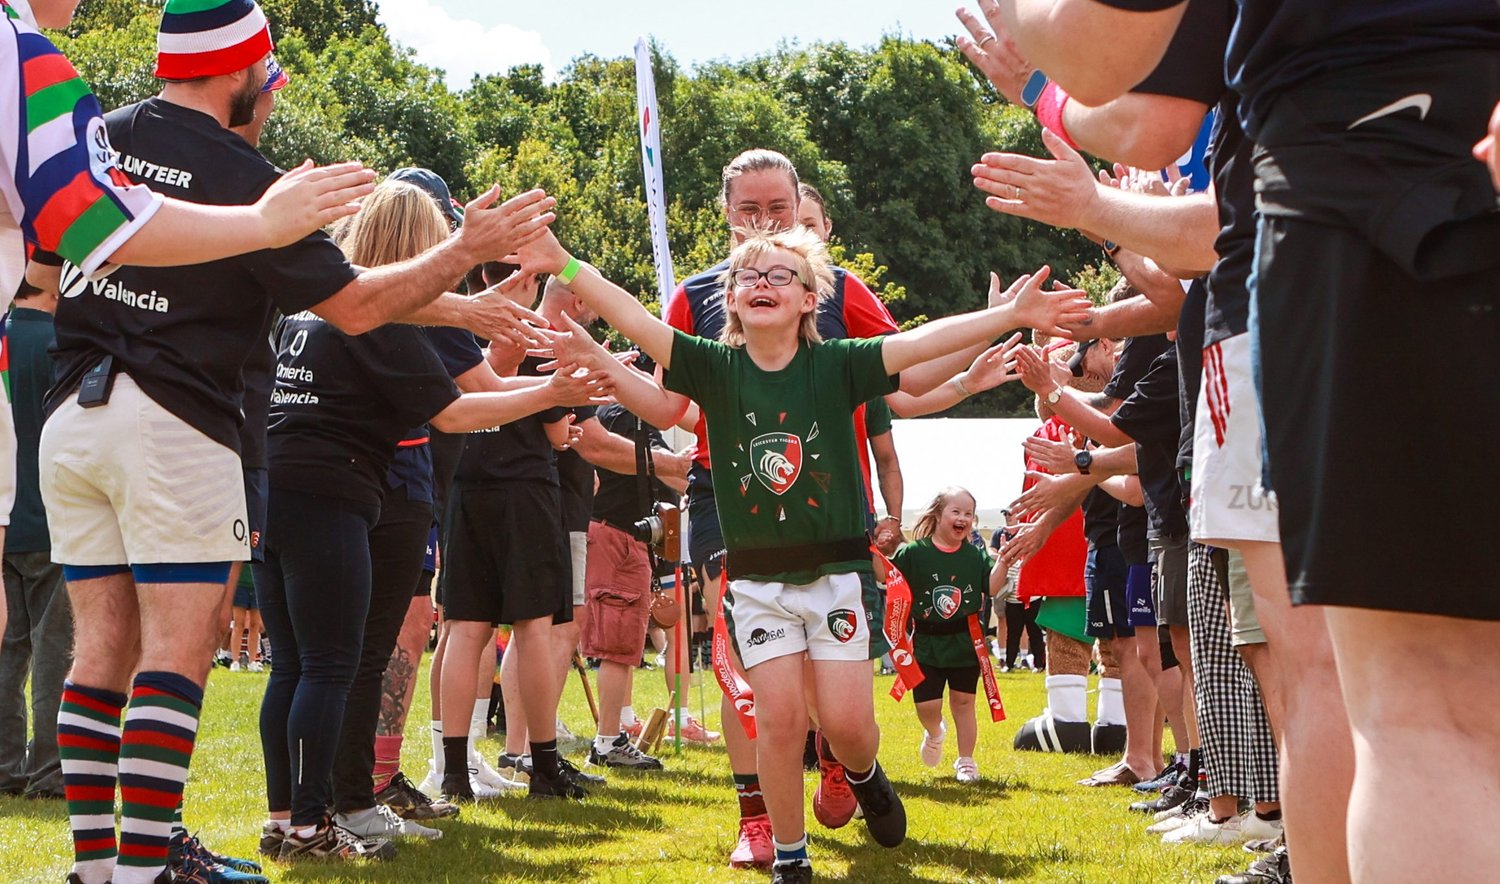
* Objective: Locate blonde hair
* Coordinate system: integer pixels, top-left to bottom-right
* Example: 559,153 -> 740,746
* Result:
912,486 -> 977,540
719,226 -> 835,348
338,180 -> 448,268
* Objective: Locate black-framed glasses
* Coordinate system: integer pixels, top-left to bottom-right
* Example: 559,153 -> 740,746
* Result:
732,265 -> 803,288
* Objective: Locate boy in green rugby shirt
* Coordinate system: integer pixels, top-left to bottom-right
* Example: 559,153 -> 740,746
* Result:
519,225 -> 1087,883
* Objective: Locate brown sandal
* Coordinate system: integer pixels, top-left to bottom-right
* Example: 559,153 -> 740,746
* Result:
1076,761 -> 1141,787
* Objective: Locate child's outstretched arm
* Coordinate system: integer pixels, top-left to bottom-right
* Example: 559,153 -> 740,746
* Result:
516,231 -> 677,370
881,267 -> 1090,379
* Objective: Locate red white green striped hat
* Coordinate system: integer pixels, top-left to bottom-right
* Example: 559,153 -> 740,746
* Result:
155,0 -> 274,80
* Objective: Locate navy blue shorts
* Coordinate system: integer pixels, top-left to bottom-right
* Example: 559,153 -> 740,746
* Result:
686,465 -> 725,582
1084,544 -> 1133,639
1126,562 -> 1156,627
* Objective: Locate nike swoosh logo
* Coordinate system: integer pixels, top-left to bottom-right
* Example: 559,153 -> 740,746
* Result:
1348,93 -> 1432,130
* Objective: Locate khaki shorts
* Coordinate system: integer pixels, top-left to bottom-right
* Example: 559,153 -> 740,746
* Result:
1223,548 -> 1266,647
1191,333 -> 1281,548
569,530 -> 587,608
724,571 -> 873,670
580,521 -> 651,666
40,374 -> 247,566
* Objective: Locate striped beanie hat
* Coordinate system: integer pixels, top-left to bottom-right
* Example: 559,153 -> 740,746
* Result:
155,0 -> 274,80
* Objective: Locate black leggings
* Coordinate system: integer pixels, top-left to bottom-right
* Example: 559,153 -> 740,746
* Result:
257,488 -> 379,826
331,495 -> 431,813
1004,599 -> 1045,669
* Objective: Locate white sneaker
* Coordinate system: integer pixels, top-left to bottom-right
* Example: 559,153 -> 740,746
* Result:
334,804 -> 443,841
469,754 -> 525,793
1146,800 -> 1207,835
418,760 -> 443,797
1241,812 -> 1285,843
954,756 -> 979,784
1164,810 -> 1267,845
247,661 -> 264,673
229,661 -> 242,672
918,722 -> 946,767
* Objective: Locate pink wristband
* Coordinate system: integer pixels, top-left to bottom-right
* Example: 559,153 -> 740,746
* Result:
1034,82 -> 1079,152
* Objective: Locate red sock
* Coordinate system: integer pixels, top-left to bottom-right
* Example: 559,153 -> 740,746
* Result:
372,735 -> 403,792
734,773 -> 766,818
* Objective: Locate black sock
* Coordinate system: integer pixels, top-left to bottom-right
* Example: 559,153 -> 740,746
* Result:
1186,748 -> 1203,784
442,736 -> 469,782
531,739 -> 560,779
1255,808 -> 1282,822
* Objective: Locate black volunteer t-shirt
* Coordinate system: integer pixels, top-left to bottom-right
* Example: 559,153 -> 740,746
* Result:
1117,502 -> 1150,566
1113,346 -> 1189,540
237,320 -> 275,470
1204,99 -> 1251,348
592,403 -> 674,530
267,312 -> 460,506
1226,1 -> 1500,138
455,355 -> 567,485
422,326 -> 485,524
1085,333 -> 1170,549
48,98 -> 357,452
556,405 -> 598,533
1133,0 -> 1233,106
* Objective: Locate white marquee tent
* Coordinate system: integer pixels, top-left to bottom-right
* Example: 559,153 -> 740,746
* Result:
887,418 -> 1041,533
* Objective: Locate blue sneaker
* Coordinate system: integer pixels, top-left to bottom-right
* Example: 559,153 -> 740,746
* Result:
169,831 -> 269,883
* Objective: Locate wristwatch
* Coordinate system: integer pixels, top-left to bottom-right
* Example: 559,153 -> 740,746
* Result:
1102,240 -> 1121,257
1045,386 -> 1063,405
1074,449 -> 1093,475
1020,69 -> 1049,108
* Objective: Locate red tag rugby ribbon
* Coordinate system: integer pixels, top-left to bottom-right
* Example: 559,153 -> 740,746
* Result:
711,571 -> 757,739
876,549 -> 926,701
968,612 -> 1006,722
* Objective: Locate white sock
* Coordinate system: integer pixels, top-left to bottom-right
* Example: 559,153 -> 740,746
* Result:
620,705 -> 637,726
1045,674 -> 1088,723
1096,676 -> 1125,726
294,824 -> 318,839
594,733 -> 619,753
470,698 -> 488,742
429,721 -> 444,776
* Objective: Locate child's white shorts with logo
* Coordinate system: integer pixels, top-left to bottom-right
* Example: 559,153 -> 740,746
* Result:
725,571 -> 871,669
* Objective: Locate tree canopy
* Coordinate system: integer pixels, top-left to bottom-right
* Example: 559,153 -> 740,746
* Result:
58,1 -> 1118,417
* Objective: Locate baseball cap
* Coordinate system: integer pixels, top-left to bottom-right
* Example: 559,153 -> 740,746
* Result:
387,167 -> 465,227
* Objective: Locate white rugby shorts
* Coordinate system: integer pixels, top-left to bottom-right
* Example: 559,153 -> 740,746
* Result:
1190,333 -> 1280,548
725,571 -> 871,669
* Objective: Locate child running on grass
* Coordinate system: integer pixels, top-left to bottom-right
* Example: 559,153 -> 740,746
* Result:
517,224 -> 1088,884
892,487 -> 1008,784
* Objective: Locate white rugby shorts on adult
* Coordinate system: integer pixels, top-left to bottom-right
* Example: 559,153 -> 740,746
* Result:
1190,333 -> 1280,547
40,374 -> 248,566
726,571 -> 871,669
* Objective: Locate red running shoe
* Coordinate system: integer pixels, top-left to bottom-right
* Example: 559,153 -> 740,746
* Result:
812,732 -> 857,829
729,813 -> 774,869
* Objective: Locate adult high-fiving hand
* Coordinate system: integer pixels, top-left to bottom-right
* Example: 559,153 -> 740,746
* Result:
457,186 -> 557,263
955,0 -> 1032,107
1007,266 -> 1092,337
464,281 -> 548,350
256,160 -> 376,247
973,128 -> 1100,232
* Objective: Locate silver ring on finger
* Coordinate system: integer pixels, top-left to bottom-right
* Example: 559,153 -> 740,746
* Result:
978,34 -> 997,48
1013,185 -> 1022,200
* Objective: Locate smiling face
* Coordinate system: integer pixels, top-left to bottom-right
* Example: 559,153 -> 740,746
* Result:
933,492 -> 978,546
725,169 -> 799,243
725,246 -> 816,339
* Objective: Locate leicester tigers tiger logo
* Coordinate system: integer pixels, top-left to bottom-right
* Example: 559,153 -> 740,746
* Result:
750,432 -> 802,495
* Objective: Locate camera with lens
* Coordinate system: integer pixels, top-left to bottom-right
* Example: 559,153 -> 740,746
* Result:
631,501 -> 680,562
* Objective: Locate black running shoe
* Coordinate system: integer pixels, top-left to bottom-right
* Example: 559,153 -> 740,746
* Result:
528,765 -> 587,800
771,860 -> 814,883
1130,783 -> 1193,814
1215,846 -> 1292,884
559,756 -> 606,786
587,734 -> 664,770
257,821 -> 284,857
845,762 -> 906,848
1133,760 -> 1187,793
377,771 -> 460,820
440,772 -> 476,804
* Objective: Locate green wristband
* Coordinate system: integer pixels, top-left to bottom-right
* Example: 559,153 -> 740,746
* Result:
557,256 -> 582,285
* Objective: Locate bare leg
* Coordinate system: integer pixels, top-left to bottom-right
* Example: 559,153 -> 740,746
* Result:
741,654 -> 807,845
377,596 -> 432,738
949,691 -> 978,758
438,620 -> 490,751
500,636 -> 527,756
596,660 -> 630,737
1323,607 -> 1492,884
508,618 -> 558,746
1137,630 -> 1186,754
1240,541 -> 1351,884
914,697 -> 944,742
1106,636 -> 1158,777
1167,625 -> 1199,750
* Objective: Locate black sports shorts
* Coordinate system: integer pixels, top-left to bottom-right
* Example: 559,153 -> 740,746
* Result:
911,661 -> 980,703
439,480 -> 573,625
1252,48 -> 1500,619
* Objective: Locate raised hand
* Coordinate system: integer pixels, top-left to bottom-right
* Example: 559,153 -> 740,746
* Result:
256,160 -> 376,246
1010,470 -> 1079,520
545,362 -> 614,408
465,280 -> 548,349
1008,266 -> 1092,337
955,0 -> 1032,107
1013,345 -> 1066,396
997,521 -> 1050,571
961,332 -> 1025,393
972,128 -> 1099,231
1022,434 -> 1080,474
458,186 -> 557,263
512,227 -> 572,278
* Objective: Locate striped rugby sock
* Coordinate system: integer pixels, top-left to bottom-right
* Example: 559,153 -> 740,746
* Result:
114,671 -> 203,884
59,681 -> 127,884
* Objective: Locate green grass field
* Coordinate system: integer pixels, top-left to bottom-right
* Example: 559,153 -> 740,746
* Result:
1,659 -> 1254,883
